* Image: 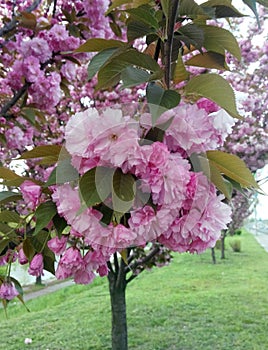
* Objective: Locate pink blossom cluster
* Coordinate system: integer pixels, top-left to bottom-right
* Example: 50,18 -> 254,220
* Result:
47,106 -> 232,284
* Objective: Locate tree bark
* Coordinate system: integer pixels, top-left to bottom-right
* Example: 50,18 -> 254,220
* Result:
211,248 -> 216,264
108,259 -> 128,350
221,230 -> 226,259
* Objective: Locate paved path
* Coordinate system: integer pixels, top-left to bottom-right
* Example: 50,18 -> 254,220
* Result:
23,279 -> 75,302
246,222 -> 268,253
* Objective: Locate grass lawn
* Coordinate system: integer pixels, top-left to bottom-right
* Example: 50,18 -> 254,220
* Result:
1,230 -> 268,350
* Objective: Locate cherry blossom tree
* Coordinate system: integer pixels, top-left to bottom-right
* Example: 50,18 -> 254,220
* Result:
0,1 -> 265,349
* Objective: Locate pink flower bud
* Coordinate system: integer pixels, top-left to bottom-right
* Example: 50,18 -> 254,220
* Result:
18,248 -> 28,265
28,253 -> 44,277
0,282 -> 19,301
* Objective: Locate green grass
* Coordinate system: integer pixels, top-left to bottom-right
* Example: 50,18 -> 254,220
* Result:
1,230 -> 268,350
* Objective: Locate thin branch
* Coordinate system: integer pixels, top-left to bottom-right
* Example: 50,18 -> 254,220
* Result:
164,0 -> 179,88
113,253 -> 119,274
0,0 -> 42,37
107,261 -> 115,275
52,0 -> 57,18
125,245 -> 160,273
126,273 -> 138,284
0,82 -> 30,117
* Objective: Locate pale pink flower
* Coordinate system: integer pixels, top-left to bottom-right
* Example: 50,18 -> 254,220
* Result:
0,282 -> 19,301
28,253 -> 44,277
60,247 -> 83,272
20,180 -> 42,210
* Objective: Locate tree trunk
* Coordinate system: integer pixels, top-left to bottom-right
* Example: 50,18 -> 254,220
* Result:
108,259 -> 128,350
211,248 -> 216,264
221,230 -> 226,259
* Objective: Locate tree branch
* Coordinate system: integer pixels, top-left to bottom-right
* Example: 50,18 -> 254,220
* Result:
125,245 -> 160,273
0,82 -> 30,117
0,0 -> 42,37
164,0 -> 179,88
107,261 -> 115,275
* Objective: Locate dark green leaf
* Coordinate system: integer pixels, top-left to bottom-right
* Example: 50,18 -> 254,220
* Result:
52,214 -> 68,237
185,51 -> 228,70
146,83 -> 181,124
127,20 -> 157,41
23,238 -> 35,261
87,48 -> 119,80
179,0 -> 207,16
33,201 -> 57,235
201,1 -> 245,17
0,211 -> 21,223
121,66 -> 151,88
126,5 -> 159,29
0,192 -> 22,205
176,24 -> 205,51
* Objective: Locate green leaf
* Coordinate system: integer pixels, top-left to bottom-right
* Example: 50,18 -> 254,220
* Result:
146,83 -> 181,124
200,0 -> 245,17
75,38 -> 125,53
87,48 -> 119,80
0,191 -> 22,205
192,153 -> 232,199
96,60 -> 127,90
106,0 -> 151,14
199,25 -> 241,60
126,5 -> 159,29
173,51 -> 190,84
79,168 -> 103,207
144,116 -> 175,143
33,201 -> 57,235
176,24 -> 205,51
0,236 -> 11,255
45,157 -> 79,187
160,0 -> 169,17
43,246 -> 56,275
179,0 -> 207,16
121,66 -> 151,88
206,151 -> 259,188
52,214 -> 68,237
96,48 -> 162,90
184,73 -> 241,119
242,0 -> 260,26
0,167 -> 21,181
20,145 -> 62,161
127,20 -> 157,41
112,169 -> 136,214
185,51 -> 228,70
116,48 -> 162,74
23,238 -> 35,261
0,211 -> 21,223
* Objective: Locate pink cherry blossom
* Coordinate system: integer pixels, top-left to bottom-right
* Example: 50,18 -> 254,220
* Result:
20,180 -> 42,210
47,236 -> 68,255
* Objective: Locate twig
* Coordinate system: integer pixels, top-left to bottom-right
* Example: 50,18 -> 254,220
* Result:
0,0 -> 42,37
164,0 -> 179,88
125,245 -> 160,273
0,82 -> 30,117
